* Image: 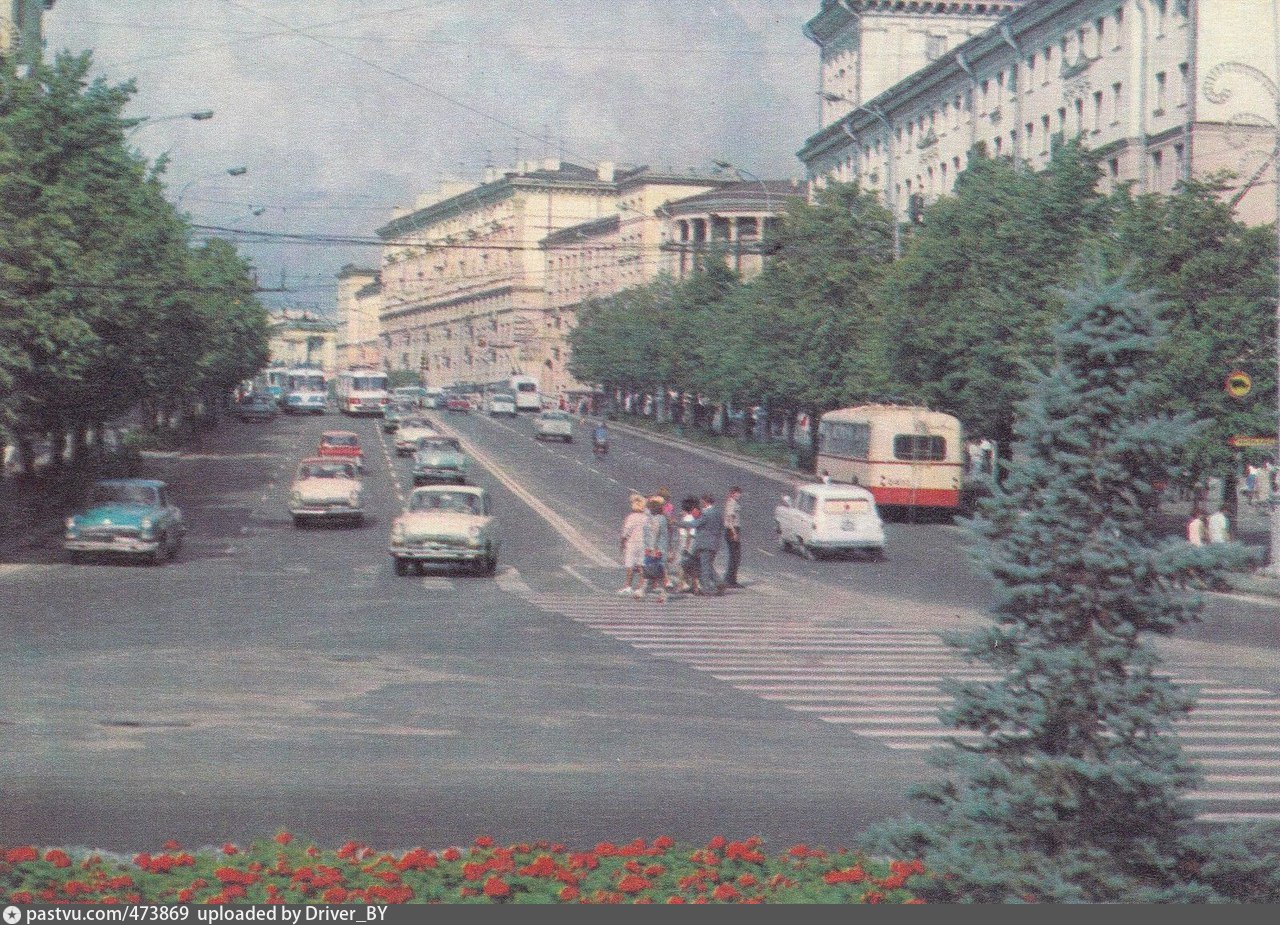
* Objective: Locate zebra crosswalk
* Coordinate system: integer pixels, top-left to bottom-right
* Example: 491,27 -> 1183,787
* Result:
518,586 -> 1280,822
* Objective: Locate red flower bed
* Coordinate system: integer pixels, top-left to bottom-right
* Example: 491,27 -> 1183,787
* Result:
0,833 -> 927,904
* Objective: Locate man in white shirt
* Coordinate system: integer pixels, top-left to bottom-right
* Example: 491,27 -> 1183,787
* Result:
1206,506 -> 1230,544
723,486 -> 743,588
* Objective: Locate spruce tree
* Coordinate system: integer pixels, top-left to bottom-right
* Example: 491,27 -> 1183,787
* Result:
873,272 -> 1250,902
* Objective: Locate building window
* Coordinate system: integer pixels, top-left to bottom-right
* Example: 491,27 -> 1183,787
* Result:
954,155 -> 962,172
1179,62 -> 1190,106
1151,149 -> 1164,189
1109,157 -> 1120,179
1096,16 -> 1106,50
1114,6 -> 1124,48
994,136 -> 1003,155
926,33 -> 947,60
1093,90 -> 1104,131
981,79 -> 990,113
1042,114 -> 1052,153
1154,72 -> 1167,113
1075,97 -> 1085,133
1112,81 -> 1124,123
1027,53 -> 1036,88
1173,143 -> 1185,182
1043,45 -> 1053,82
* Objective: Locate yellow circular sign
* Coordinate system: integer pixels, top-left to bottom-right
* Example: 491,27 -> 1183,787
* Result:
1226,371 -> 1252,398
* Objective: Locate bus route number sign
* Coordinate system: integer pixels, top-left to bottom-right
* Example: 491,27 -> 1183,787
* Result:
1226,371 -> 1252,398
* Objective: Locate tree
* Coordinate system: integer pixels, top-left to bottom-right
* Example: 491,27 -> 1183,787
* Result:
1104,178 -> 1277,487
871,272 -> 1252,902
882,141 -> 1109,459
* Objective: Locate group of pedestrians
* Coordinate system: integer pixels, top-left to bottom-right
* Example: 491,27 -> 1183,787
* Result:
617,486 -> 743,602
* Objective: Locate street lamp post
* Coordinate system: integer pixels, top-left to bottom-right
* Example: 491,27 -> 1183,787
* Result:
175,166 -> 248,211
1203,47 -> 1280,573
127,110 -> 215,137
711,159 -> 773,214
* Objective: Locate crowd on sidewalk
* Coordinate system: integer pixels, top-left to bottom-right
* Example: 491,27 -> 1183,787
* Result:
615,485 -> 744,603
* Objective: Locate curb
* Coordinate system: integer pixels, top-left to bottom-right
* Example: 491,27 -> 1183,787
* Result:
602,419 -> 810,487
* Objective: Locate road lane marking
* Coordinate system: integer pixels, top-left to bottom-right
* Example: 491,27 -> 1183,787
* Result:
445,430 -> 616,567
563,564 -> 603,590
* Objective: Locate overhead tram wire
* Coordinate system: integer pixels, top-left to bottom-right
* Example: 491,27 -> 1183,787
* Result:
214,0 -> 599,167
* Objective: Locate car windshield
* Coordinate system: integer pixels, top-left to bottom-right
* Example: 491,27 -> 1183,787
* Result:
417,438 -> 461,452
322,434 -> 358,447
492,394 -> 514,402
90,484 -> 159,506
543,411 -> 569,421
410,491 -> 481,514
298,462 -> 354,480
402,419 -> 433,430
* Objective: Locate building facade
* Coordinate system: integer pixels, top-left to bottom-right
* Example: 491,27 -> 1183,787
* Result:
376,160 -> 621,391
335,265 -> 382,371
660,180 -> 807,280
2,1 -> 54,66
800,0 -> 1280,227
268,311 -> 338,374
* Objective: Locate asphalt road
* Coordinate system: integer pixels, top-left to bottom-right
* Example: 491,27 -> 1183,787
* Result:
3,407 -> 1280,850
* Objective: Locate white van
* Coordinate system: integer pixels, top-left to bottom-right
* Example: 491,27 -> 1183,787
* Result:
774,483 -> 886,560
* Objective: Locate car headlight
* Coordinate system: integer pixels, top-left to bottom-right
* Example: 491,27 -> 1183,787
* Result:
139,517 -> 156,539
65,516 -> 77,535
291,491 -> 302,505
348,490 -> 360,506
467,525 -> 482,538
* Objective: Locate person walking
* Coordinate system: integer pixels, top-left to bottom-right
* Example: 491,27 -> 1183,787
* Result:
688,492 -> 725,596
618,494 -> 648,597
640,496 -> 672,602
1187,507 -> 1207,547
723,485 -> 743,588
677,497 -> 700,594
1207,505 -> 1230,544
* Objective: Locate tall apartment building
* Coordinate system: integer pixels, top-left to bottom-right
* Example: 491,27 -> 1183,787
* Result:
2,1 -> 55,66
800,0 -> 1280,227
376,160 -> 621,391
334,265 -> 382,371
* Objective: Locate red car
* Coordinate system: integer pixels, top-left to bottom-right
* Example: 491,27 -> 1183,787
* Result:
445,395 -> 471,414
318,430 -> 364,472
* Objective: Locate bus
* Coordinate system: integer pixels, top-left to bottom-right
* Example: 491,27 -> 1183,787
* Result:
264,368 -> 288,404
282,367 -> 328,414
509,374 -> 541,412
816,404 -> 965,513
335,368 -> 390,416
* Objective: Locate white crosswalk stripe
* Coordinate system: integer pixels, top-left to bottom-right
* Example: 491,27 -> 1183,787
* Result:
517,589 -> 1280,821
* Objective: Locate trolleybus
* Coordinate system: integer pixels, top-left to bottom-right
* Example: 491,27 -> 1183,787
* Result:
282,367 -> 328,414
508,374 -> 541,411
816,404 -> 964,514
335,368 -> 390,416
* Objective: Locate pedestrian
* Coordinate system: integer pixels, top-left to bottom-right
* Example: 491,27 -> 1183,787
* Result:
688,492 -> 725,596
723,485 -> 743,588
1187,507 -> 1206,547
618,494 -> 648,597
677,497 -> 700,594
640,496 -> 671,602
1207,505 -> 1230,544
1260,460 -> 1275,509
1245,464 -> 1259,507
821,469 -> 832,485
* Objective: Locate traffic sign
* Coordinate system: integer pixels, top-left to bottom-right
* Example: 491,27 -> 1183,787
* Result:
1228,435 -> 1277,448
1226,371 -> 1252,398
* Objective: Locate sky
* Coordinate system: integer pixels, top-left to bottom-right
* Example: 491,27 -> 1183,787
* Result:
44,0 -> 820,315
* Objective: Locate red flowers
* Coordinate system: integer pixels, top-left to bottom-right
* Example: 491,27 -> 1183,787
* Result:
482,876 -> 510,899
474,836 -> 494,849
274,832 -> 293,846
44,849 -> 71,869
221,844 -> 238,856
559,885 -> 579,901
441,847 -> 462,862
616,874 -> 651,894
711,882 -> 740,902
824,865 -> 867,885
322,887 -> 347,903
5,846 -> 38,864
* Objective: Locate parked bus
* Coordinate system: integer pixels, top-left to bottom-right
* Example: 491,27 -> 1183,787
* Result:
335,368 -> 390,416
816,405 -> 964,513
509,374 -> 541,412
282,367 -> 328,415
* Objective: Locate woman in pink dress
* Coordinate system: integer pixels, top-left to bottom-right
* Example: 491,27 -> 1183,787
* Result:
618,493 -> 648,597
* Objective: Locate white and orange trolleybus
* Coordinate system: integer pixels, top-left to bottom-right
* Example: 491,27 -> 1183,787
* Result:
816,404 -> 965,513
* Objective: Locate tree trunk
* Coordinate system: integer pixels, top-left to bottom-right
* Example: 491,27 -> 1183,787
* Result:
17,436 -> 35,477
784,411 -> 795,448
49,430 -> 65,468
1223,463 -> 1239,522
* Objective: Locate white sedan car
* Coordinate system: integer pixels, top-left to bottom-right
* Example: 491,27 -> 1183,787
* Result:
774,482 -> 885,560
289,458 -> 363,527
394,417 -> 438,455
533,410 -> 573,442
487,392 -> 517,417
389,485 -> 498,576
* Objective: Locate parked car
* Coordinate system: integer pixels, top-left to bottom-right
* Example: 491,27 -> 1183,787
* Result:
412,435 -> 469,485
383,401 -> 416,433
318,430 -> 364,473
534,410 -> 573,443
394,418 -> 439,456
64,478 -> 185,564
288,457 -> 363,528
445,395 -> 471,414
388,485 -> 498,575
774,483 -> 886,560
487,392 -> 517,417
238,393 -> 277,422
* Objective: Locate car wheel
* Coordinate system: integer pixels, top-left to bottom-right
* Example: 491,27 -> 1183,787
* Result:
775,526 -> 790,552
68,550 -> 84,565
350,514 -> 364,528
483,552 -> 498,576
293,515 -> 306,528
150,534 -> 169,565
414,561 -> 428,576
799,542 -> 817,561
394,557 -> 409,576
564,436 -> 572,443
868,547 -> 886,562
